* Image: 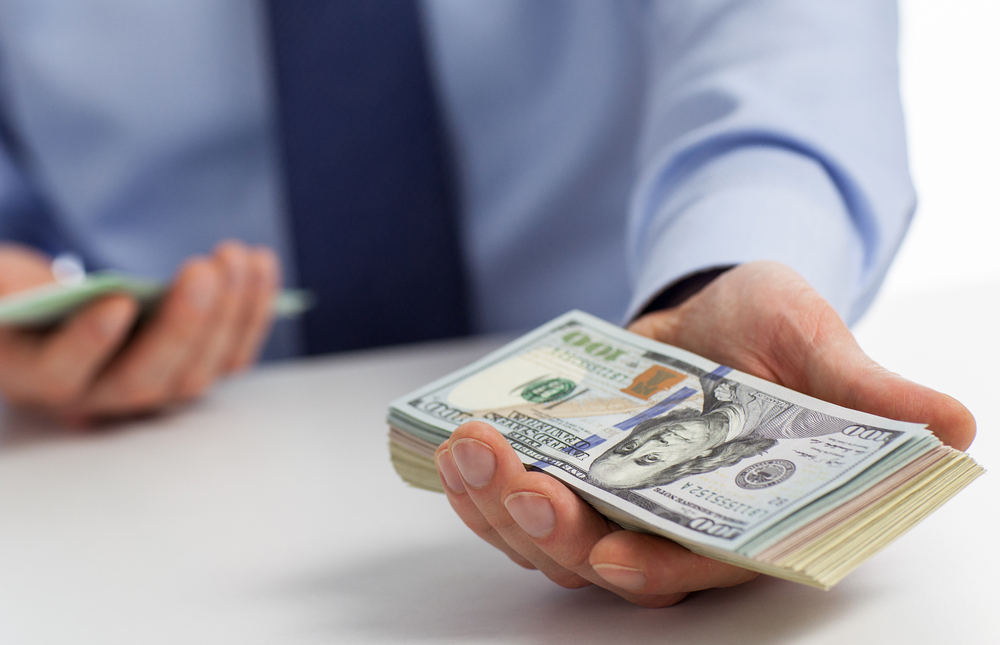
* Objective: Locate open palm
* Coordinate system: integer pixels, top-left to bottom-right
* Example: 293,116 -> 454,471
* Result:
434,261 -> 975,607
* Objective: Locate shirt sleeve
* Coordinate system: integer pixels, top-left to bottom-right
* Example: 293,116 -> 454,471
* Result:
0,103 -> 72,258
0,136 -> 52,253
626,0 -> 915,326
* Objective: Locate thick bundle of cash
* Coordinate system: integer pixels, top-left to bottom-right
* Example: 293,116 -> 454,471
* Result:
388,311 -> 983,589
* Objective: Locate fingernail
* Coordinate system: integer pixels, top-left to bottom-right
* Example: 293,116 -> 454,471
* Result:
592,564 -> 647,591
255,248 -> 279,290
224,253 -> 247,291
436,450 -> 466,493
451,439 -> 496,488
97,301 -> 134,338
253,261 -> 272,291
184,268 -> 217,311
504,492 -> 555,539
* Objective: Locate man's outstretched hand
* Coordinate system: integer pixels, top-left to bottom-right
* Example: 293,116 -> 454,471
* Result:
433,261 -> 976,607
0,241 -> 279,424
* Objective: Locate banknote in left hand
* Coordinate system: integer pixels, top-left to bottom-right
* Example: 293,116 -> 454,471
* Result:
433,261 -> 976,607
0,240 -> 280,424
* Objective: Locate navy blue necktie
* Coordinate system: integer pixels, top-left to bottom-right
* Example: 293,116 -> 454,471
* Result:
268,1 -> 471,355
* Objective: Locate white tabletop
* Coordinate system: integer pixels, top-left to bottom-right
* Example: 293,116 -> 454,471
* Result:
0,280 -> 995,645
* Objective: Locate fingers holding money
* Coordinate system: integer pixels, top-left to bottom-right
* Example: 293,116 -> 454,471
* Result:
437,421 -> 590,587
502,464 -> 757,607
0,244 -> 140,409
438,421 -> 756,607
587,531 -> 758,603
629,261 -> 976,451
0,295 -> 138,408
0,241 -> 280,422
435,444 -> 537,570
67,241 -> 277,422
68,256 -> 222,418
174,241 -> 275,398
225,247 -> 280,372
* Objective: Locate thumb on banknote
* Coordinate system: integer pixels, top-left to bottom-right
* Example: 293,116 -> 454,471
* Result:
628,261 -> 976,451
0,244 -> 57,295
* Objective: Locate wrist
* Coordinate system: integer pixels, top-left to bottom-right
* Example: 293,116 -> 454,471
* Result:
640,266 -> 733,315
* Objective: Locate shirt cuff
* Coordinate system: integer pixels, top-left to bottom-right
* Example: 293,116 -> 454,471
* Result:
625,145 -> 866,325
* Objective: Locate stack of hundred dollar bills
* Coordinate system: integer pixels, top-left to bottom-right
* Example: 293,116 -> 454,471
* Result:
388,311 -> 983,589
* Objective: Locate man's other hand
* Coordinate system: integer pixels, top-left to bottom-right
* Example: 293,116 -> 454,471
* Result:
0,240 -> 279,424
434,261 -> 975,607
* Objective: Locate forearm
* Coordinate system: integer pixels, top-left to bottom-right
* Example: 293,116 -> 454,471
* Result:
628,0 -> 914,325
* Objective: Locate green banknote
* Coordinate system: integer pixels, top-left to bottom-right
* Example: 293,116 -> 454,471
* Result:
0,272 -> 312,328
388,311 -> 983,589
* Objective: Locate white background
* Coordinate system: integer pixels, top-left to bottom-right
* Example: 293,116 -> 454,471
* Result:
856,0 -> 999,463
874,0 -> 1000,298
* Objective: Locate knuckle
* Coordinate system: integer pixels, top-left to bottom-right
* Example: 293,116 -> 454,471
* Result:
39,380 -> 84,407
6,374 -> 70,408
250,249 -> 280,293
222,357 -> 245,375
481,507 -> 517,530
551,539 -> 595,572
632,593 -> 689,609
216,239 -> 246,257
162,321 -> 203,347
543,569 -> 591,589
251,246 -> 278,273
176,374 -> 211,401
2,387 -> 34,407
118,382 -> 166,410
179,255 -> 212,276
225,350 -> 253,374
506,553 -> 537,570
459,513 -> 501,542
126,391 -> 161,410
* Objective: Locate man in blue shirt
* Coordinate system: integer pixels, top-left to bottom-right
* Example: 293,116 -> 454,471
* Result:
0,0 -> 976,605
0,0 -> 912,414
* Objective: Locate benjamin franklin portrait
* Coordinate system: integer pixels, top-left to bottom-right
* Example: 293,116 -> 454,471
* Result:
586,371 -> 854,491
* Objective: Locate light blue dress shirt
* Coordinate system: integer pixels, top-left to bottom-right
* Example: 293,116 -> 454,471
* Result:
0,0 -> 914,359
